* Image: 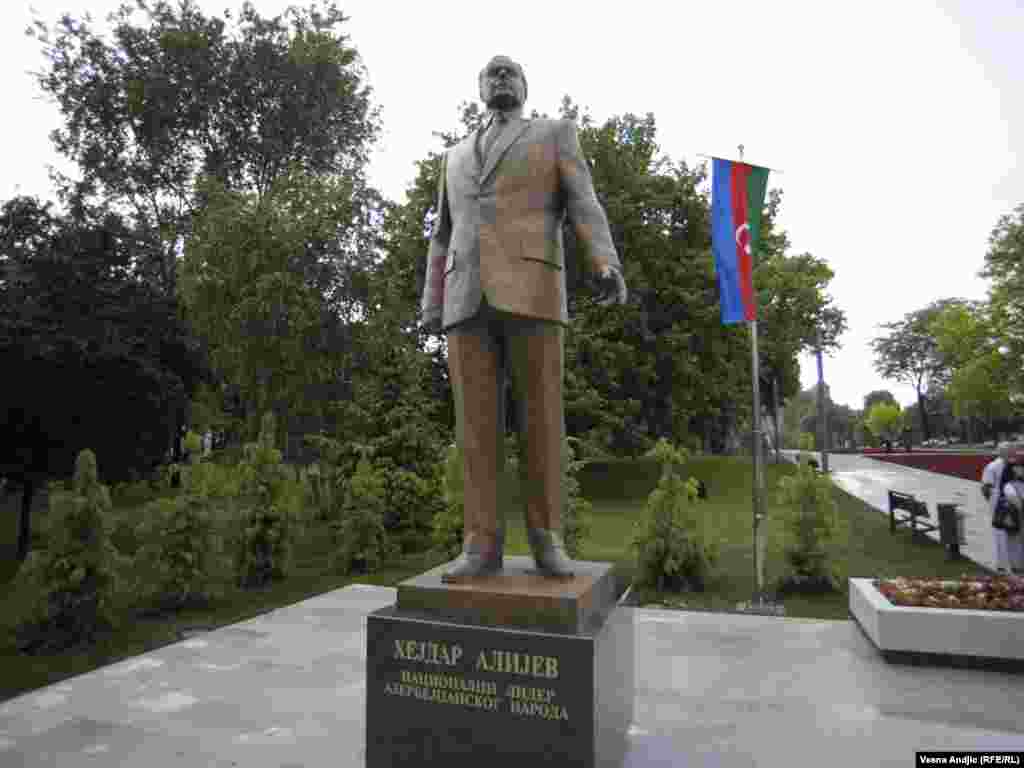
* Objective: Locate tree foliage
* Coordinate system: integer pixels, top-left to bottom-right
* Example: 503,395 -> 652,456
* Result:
981,203 -> 1024,368
865,402 -> 904,443
385,98 -> 846,457
863,390 -> 897,413
180,171 -> 367,443
28,0 -> 380,297
1,195 -> 207,560
929,300 -> 1014,434
869,299 -> 963,441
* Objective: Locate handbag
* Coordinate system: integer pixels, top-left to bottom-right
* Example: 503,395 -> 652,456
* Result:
992,495 -> 1021,533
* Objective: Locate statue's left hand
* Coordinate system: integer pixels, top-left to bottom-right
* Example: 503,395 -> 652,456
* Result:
597,265 -> 628,306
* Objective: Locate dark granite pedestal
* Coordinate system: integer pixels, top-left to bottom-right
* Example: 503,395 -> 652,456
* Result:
365,556 -> 635,768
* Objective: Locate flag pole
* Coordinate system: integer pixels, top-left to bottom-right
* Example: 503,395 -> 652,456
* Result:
739,143 -> 767,606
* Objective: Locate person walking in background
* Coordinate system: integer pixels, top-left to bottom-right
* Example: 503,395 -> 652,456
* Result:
994,444 -> 1024,574
982,442 -> 1011,573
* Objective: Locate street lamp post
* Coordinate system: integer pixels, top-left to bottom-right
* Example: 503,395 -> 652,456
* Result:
816,328 -> 830,473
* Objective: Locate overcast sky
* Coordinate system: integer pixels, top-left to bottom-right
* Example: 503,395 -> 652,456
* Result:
4,0 -> 1022,411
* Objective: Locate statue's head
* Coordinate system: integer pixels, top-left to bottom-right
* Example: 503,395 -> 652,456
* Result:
478,55 -> 527,110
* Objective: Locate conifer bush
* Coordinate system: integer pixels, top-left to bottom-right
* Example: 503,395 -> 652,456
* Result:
776,461 -> 841,593
132,494 -> 227,611
380,464 -> 446,554
14,450 -> 127,653
432,443 -> 465,560
798,432 -> 818,468
331,454 -> 396,574
562,437 -> 593,559
632,439 -> 718,592
234,412 -> 297,589
131,433 -> 230,612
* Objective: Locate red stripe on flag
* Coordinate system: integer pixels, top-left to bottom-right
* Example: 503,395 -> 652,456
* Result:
730,162 -> 756,322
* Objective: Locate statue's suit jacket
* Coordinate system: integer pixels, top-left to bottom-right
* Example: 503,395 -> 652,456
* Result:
421,118 -> 620,329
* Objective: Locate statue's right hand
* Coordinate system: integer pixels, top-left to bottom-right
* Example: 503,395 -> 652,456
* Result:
422,314 -> 442,334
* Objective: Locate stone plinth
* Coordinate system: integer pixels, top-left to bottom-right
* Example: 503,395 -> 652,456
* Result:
365,557 -> 634,768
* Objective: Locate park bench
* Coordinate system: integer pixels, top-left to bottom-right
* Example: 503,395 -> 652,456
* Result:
888,490 -> 938,537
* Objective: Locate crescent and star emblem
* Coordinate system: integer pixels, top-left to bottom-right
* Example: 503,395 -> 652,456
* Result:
735,222 -> 751,256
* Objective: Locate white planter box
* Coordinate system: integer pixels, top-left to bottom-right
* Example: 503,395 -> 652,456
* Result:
849,578 -> 1024,661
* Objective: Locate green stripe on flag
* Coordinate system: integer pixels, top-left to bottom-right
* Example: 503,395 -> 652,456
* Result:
746,166 -> 770,260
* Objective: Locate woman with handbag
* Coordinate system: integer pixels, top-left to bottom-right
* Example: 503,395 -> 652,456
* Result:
997,453 -> 1024,574
983,443 -> 1011,573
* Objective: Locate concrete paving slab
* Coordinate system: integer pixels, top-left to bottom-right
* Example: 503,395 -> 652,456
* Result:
1,584 -> 1022,766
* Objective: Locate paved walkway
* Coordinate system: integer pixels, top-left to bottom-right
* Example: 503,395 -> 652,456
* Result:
1,584 -> 1023,767
783,451 -> 997,572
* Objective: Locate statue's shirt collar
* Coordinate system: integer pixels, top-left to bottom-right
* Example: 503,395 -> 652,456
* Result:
485,106 -> 525,126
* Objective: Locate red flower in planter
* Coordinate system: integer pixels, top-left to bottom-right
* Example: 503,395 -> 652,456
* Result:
874,576 -> 1024,612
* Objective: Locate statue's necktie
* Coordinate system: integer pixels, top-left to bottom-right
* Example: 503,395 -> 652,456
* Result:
482,112 -> 508,159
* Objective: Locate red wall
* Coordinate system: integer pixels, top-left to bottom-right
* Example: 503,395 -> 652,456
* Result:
863,451 -> 994,481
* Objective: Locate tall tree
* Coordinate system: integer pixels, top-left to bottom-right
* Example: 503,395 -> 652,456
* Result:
928,300 -> 1014,442
981,203 -> 1024,373
869,299 -> 962,441
30,0 -> 384,444
180,170 -> 372,446
29,0 -> 380,298
560,102 -> 845,455
1,195 -> 208,560
863,389 -> 897,413
865,402 -> 904,444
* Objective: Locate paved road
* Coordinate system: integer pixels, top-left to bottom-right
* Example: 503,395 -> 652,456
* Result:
784,451 -> 996,572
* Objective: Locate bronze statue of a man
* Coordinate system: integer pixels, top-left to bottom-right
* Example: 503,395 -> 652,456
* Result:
420,56 -> 627,581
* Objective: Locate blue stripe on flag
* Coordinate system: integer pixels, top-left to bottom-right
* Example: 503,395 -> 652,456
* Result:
711,158 -> 744,325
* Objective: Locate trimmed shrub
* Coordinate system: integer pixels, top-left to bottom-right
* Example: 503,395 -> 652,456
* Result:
234,412 -> 297,589
776,461 -> 841,594
563,437 -> 593,559
632,439 -> 718,593
132,494 -> 228,612
302,433 -> 356,521
797,432 -> 818,468
130,436 -> 232,613
14,450 -> 126,654
331,455 -> 397,574
380,465 -> 446,554
432,443 -> 465,560
301,460 -> 345,522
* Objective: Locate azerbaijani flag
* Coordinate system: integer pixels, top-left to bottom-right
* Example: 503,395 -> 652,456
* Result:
711,158 -> 770,324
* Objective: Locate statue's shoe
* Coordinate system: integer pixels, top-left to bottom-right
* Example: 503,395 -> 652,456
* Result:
441,529 -> 505,583
527,528 -> 574,579
441,553 -> 501,582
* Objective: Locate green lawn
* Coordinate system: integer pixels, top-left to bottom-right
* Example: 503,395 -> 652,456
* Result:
0,455 -> 989,702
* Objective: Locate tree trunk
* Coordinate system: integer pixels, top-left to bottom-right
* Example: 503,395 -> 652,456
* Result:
16,478 -> 35,562
916,391 -> 931,441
